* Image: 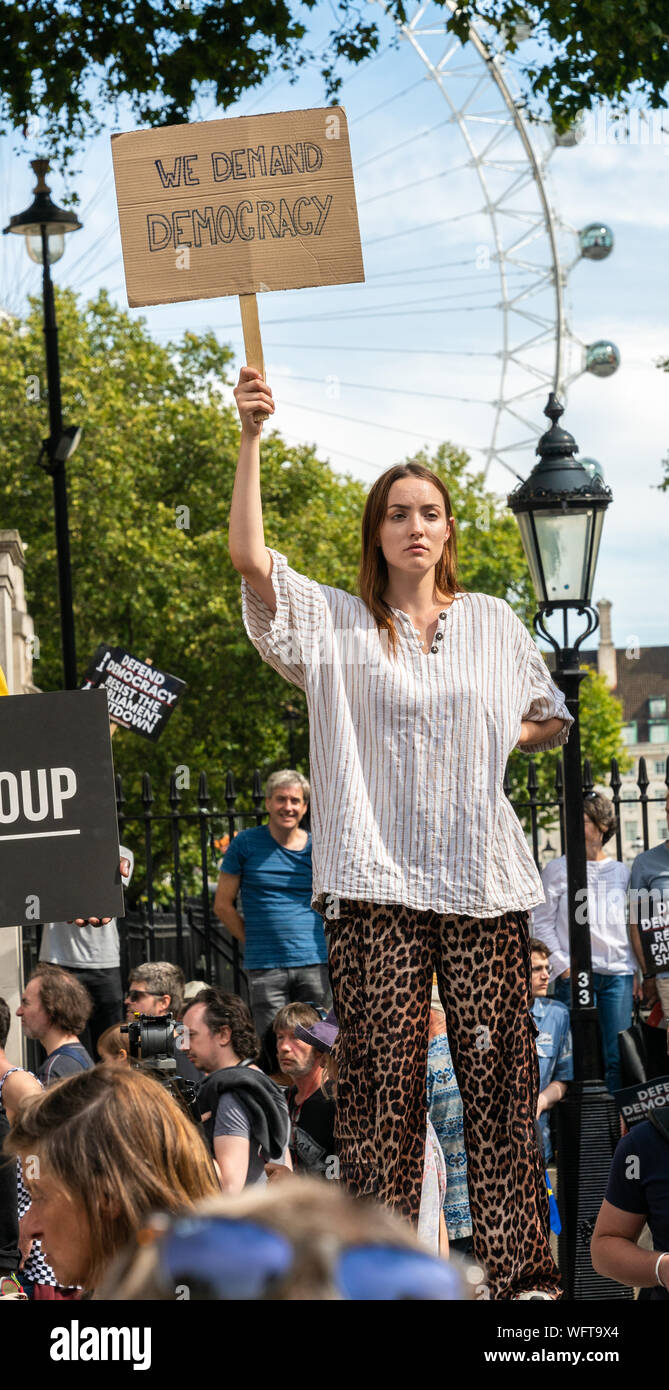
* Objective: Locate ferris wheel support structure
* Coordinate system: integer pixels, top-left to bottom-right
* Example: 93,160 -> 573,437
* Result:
378,0 -> 571,480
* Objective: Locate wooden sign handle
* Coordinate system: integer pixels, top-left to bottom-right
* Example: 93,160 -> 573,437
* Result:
239,293 -> 269,426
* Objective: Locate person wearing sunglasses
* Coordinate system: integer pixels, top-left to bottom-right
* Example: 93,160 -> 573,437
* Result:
98,1177 -> 472,1301
124,961 -> 202,1084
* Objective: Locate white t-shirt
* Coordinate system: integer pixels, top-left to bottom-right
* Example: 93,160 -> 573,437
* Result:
532,855 -> 636,978
39,846 -> 134,970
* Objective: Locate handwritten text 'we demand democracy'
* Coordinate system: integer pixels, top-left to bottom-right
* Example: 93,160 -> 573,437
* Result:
148,142 -> 334,250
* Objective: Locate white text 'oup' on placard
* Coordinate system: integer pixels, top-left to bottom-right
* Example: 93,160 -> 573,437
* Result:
111,106 -> 364,308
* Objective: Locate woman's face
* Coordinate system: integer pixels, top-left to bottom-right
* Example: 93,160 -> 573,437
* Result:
22,1159 -> 92,1288
377,478 -> 453,580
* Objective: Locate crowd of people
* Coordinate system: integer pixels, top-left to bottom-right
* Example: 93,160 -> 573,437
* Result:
0,369 -> 667,1302
0,763 -> 667,1301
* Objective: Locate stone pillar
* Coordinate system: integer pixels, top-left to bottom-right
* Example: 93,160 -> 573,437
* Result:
0,531 -> 38,1064
597,598 -> 617,690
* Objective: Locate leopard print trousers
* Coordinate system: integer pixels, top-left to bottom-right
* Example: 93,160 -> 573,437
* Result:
326,899 -> 561,1301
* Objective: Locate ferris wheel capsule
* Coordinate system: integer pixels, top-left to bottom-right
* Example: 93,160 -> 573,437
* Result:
585,341 -> 621,377
579,224 -> 614,260
552,115 -> 587,147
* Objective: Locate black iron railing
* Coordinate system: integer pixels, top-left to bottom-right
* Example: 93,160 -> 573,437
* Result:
22,755 -> 668,996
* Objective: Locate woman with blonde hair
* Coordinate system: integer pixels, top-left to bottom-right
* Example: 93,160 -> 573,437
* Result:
99,1178 -> 468,1301
229,368 -> 573,1300
4,1066 -> 219,1294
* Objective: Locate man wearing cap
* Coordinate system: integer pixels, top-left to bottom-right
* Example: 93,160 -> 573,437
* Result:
267,1002 -> 336,1179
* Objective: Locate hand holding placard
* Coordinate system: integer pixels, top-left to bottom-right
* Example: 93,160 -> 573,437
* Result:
234,366 -> 274,438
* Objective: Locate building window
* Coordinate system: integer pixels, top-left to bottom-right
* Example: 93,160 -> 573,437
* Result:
649,722 -> 669,744
658,820 -> 668,841
649,697 -> 667,719
621,723 -> 638,746
655,760 -> 668,777
624,822 -> 639,842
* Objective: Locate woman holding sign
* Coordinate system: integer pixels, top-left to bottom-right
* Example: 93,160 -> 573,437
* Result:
229,367 -> 573,1300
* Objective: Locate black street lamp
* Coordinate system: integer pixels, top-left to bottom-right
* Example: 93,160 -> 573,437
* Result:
508,394 -> 631,1300
4,159 -> 82,690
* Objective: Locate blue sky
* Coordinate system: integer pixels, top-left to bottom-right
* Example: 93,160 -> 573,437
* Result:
1,2 -> 667,651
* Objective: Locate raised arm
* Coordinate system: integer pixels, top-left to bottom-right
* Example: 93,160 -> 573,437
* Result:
229,367 -> 277,613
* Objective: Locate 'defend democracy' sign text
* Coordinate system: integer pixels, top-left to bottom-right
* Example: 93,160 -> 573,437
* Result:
614,1075 -> 669,1127
82,645 -> 186,742
0,690 -> 123,928
111,106 -> 364,307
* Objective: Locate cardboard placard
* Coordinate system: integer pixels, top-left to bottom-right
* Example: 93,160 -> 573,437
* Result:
111,106 -> 364,307
0,690 -> 123,928
614,1074 -> 669,1127
637,900 -> 669,977
82,644 -> 186,742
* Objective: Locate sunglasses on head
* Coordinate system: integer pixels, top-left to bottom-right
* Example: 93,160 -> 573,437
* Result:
150,1216 -> 463,1301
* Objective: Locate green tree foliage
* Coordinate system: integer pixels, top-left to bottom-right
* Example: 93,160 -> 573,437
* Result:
0,290 -> 629,896
0,0 -> 667,170
0,287 -> 364,785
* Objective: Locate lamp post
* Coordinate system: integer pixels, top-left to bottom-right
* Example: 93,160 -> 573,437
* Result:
508,394 -> 631,1300
4,159 -> 82,690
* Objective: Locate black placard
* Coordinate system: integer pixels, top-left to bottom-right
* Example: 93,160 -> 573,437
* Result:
82,644 -> 186,741
637,904 -> 669,977
0,690 -> 124,928
614,1074 -> 669,1126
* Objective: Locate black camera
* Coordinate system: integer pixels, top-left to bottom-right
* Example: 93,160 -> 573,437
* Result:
121,1012 -> 200,1123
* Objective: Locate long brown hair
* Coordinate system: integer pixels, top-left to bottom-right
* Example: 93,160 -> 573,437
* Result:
5,1065 -> 219,1291
358,462 -> 462,656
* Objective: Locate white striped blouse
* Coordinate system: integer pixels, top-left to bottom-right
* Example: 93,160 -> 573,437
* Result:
241,549 -> 573,918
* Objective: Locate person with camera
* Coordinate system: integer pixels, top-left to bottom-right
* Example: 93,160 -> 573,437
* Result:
183,988 -> 290,1194
125,960 -> 201,1083
17,965 -> 94,1084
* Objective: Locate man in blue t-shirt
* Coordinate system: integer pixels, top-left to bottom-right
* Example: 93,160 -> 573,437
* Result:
214,770 -> 330,1038
530,938 -> 573,1162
